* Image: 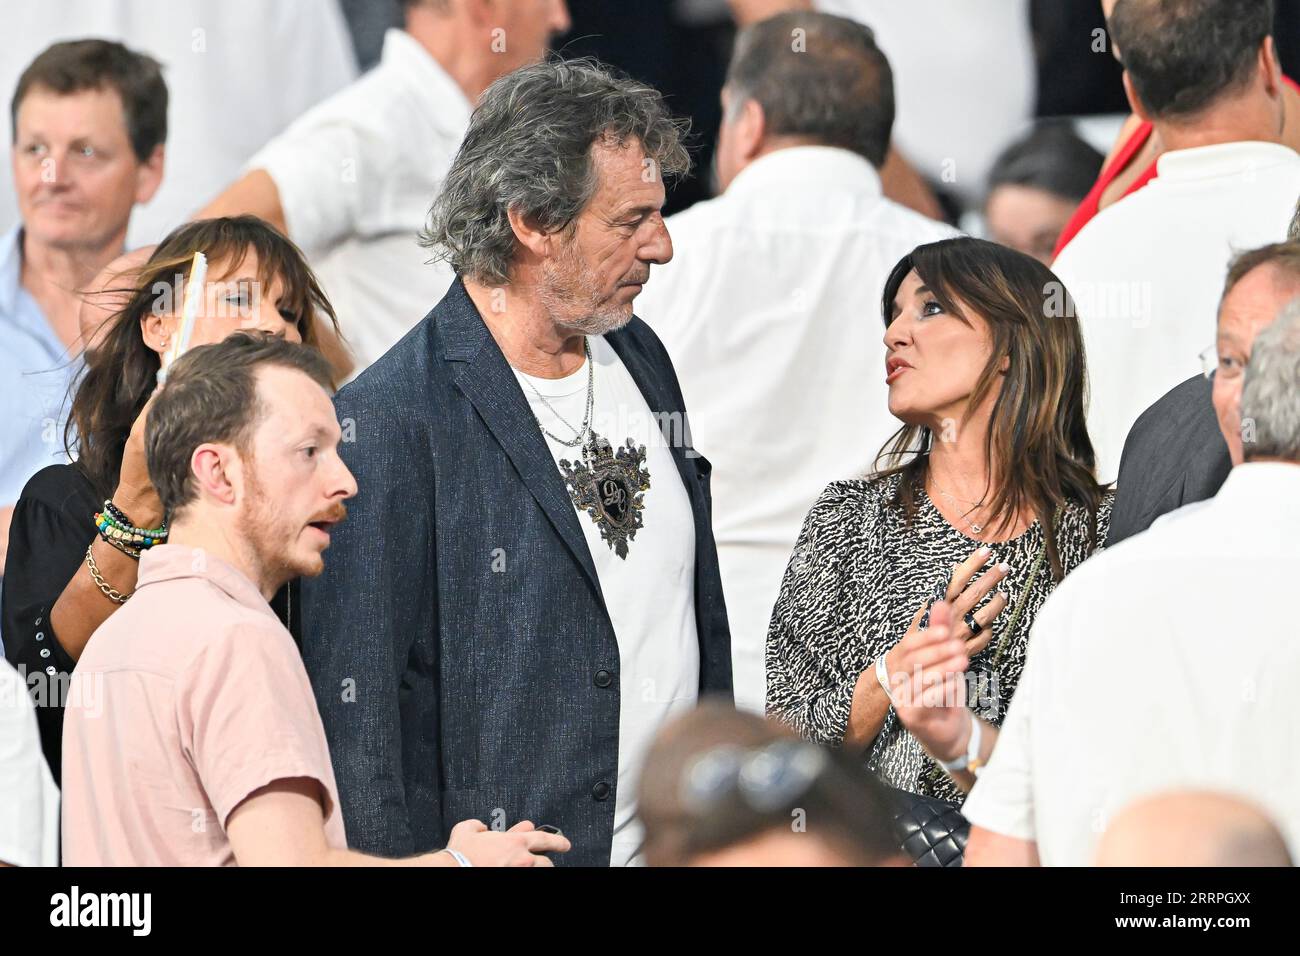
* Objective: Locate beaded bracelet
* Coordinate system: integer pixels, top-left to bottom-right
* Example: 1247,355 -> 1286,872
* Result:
94,512 -> 162,550
101,499 -> 168,539
95,501 -> 167,550
96,528 -> 143,561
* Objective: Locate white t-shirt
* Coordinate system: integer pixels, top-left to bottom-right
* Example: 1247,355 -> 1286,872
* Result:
512,335 -> 700,867
0,0 -> 358,248
0,658 -> 59,867
249,28 -> 471,374
636,146 -> 956,712
962,462 -> 1300,865
1050,140 -> 1300,482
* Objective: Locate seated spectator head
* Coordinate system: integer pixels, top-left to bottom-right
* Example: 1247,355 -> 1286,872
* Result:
1096,791 -> 1293,866
1107,0 -> 1282,132
68,215 -> 342,499
878,237 -> 1105,578
145,333 -> 356,586
715,10 -> 893,191
1240,297 -> 1300,464
984,122 -> 1104,264
1209,241 -> 1300,464
10,38 -> 166,254
402,0 -> 571,79
423,57 -> 689,333
637,700 -> 906,867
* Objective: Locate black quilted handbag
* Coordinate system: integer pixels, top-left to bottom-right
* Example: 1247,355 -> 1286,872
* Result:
887,787 -> 969,867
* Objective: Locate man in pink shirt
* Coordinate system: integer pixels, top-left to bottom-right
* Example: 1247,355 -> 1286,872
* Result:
61,332 -> 569,866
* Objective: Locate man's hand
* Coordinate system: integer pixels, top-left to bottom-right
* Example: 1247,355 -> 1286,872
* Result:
888,600 -> 973,762
446,819 -> 571,867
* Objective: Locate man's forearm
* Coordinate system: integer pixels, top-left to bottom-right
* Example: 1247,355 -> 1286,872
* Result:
963,826 -> 1041,866
322,847 -> 455,867
195,169 -> 288,236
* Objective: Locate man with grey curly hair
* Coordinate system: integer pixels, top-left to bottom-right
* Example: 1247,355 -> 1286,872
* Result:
302,57 -> 733,868
422,56 -> 692,332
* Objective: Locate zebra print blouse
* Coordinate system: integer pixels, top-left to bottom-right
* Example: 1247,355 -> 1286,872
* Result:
765,473 -> 1112,805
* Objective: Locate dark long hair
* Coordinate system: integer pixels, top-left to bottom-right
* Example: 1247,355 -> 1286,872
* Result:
67,216 -> 341,499
875,237 -> 1106,580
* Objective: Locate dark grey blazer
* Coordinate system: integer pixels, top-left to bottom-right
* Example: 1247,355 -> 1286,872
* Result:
1106,374 -> 1232,546
300,278 -> 732,865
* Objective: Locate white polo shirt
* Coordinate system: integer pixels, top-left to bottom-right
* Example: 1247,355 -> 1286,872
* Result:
962,462 -> 1300,865
248,28 -> 471,373
815,0 -> 1036,206
1050,140 -> 1300,482
635,146 -> 956,712
0,0 -> 358,248
0,657 -> 58,866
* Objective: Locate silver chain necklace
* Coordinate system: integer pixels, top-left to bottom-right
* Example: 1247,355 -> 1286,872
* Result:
522,337 -> 595,448
932,479 -> 988,535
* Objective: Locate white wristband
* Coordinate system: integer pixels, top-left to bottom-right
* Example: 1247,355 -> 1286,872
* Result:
875,654 -> 896,706
440,848 -> 473,867
936,710 -> 983,775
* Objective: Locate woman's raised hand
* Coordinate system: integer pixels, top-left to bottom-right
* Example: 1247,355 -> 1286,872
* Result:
942,545 -> 1010,654
112,387 -> 165,527
887,600 -> 973,762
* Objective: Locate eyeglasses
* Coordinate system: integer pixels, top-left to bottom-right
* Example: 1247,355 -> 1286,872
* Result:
679,740 -> 830,817
1198,344 -> 1246,381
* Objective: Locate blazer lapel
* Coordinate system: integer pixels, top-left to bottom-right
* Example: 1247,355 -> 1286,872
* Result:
606,327 -> 701,515
440,281 -> 605,601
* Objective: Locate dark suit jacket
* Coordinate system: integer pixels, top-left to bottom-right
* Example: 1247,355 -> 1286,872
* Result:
1106,374 -> 1233,547
300,278 -> 732,865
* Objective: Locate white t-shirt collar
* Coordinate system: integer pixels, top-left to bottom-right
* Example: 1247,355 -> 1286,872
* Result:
1154,140 -> 1299,183
1213,459 -> 1300,505
379,28 -> 473,132
724,144 -> 883,199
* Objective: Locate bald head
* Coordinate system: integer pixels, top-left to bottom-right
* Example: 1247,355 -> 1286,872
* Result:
1097,791 -> 1293,866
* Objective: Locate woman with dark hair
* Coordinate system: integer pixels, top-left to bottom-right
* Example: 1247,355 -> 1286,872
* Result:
983,122 -> 1104,264
765,237 -> 1112,805
2,215 -> 342,784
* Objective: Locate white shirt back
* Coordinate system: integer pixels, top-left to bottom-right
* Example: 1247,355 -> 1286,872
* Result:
0,0 -> 358,248
513,335 -> 700,867
962,462 -> 1300,865
636,146 -> 955,711
815,0 -> 1036,206
0,657 -> 58,867
249,29 -> 471,374
1050,141 -> 1300,482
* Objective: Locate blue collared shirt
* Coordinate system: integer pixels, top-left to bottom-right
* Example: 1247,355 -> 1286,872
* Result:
0,225 -> 80,505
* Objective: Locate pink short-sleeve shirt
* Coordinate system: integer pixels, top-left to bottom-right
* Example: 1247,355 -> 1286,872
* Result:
62,545 -> 347,865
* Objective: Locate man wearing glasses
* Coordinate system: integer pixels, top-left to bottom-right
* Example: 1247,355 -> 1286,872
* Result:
1108,238 -> 1300,544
